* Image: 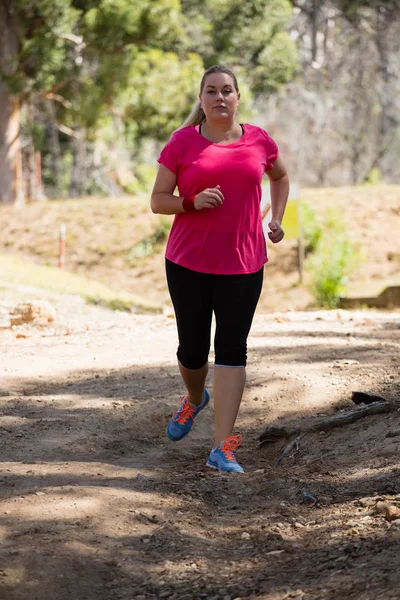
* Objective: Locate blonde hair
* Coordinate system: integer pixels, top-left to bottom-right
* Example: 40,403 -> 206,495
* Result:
181,100 -> 205,127
181,65 -> 239,128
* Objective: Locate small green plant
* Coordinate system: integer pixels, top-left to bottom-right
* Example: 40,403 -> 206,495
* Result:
308,211 -> 358,308
301,201 -> 323,255
364,168 -> 382,186
128,217 -> 171,262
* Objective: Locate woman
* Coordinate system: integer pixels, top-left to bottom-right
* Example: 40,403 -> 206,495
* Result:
151,65 -> 289,473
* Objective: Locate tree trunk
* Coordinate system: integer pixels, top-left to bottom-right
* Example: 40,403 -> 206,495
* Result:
311,0 -> 320,62
374,2 -> 396,177
46,100 -> 63,196
0,2 -> 23,205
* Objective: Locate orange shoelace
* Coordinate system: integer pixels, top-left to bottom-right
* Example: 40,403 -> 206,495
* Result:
172,396 -> 196,425
220,434 -> 243,462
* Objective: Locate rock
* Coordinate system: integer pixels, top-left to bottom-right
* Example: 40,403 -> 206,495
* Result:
10,301 -> 56,327
386,429 -> 400,438
374,501 -> 400,521
241,532 -> 251,540
358,498 -> 373,507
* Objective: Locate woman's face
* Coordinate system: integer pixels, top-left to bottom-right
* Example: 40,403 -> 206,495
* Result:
199,72 -> 240,122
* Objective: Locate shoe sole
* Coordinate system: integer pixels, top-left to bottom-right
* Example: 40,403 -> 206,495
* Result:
206,460 -> 218,470
206,460 -> 244,473
166,427 -> 188,441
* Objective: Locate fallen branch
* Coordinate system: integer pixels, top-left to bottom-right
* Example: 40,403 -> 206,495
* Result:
276,436 -> 300,466
259,401 -> 396,446
309,401 -> 396,432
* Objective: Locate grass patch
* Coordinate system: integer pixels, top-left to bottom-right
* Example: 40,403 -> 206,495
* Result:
0,253 -> 161,313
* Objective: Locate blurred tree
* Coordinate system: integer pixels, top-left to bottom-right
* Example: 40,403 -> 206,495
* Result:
271,0 -> 400,185
1,0 -> 297,202
0,0 -> 189,202
0,0 -> 82,203
181,0 -> 297,93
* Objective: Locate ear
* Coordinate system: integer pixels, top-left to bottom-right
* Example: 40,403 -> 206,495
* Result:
238,92 -> 241,101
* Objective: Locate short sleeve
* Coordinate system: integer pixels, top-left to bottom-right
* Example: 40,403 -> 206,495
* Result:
157,133 -> 179,175
262,130 -> 279,171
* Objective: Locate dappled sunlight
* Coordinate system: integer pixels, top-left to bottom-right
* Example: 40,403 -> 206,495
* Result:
6,494 -> 102,522
0,302 -> 399,599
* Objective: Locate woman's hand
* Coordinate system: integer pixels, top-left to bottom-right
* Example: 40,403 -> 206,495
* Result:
268,220 -> 284,243
194,185 -> 224,210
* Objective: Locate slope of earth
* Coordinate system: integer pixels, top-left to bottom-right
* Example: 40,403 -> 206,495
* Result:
0,185 -> 399,312
0,286 -> 399,600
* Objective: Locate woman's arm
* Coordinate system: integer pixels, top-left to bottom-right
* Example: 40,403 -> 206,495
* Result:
151,164 -> 224,215
265,157 -> 290,243
150,164 -> 185,215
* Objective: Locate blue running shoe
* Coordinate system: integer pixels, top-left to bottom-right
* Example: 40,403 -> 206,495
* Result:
166,389 -> 210,441
206,434 -> 244,473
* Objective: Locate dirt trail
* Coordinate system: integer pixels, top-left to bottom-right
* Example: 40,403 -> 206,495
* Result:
0,288 -> 400,600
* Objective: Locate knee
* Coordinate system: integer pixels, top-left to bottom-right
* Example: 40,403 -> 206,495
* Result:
177,346 -> 209,370
214,341 -> 247,367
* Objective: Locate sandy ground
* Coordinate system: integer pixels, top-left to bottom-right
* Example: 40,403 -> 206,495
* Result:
0,287 -> 400,600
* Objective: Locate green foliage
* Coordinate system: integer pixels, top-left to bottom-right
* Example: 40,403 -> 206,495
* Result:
6,0 -> 81,94
308,211 -> 358,309
181,0 -> 297,93
364,168 -> 382,185
301,201 -> 323,255
128,218 -> 171,262
135,164 -> 158,194
2,0 -> 299,197
82,0 -> 184,52
124,50 -> 205,139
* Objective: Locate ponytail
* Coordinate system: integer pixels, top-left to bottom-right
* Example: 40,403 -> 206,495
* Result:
180,100 -> 205,128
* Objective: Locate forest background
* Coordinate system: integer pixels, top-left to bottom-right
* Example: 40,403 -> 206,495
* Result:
1,0 -> 400,206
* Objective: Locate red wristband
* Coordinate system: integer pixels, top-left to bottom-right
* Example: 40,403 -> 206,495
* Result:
182,194 -> 197,212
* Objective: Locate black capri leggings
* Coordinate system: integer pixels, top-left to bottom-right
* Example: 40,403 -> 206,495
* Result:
166,259 -> 264,369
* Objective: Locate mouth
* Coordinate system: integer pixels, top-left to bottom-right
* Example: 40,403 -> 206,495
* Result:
213,105 -> 227,109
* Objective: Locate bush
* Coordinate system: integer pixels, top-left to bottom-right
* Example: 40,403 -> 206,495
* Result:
308,211 -> 358,308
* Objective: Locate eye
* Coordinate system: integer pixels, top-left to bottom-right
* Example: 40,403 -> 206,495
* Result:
207,90 -> 215,94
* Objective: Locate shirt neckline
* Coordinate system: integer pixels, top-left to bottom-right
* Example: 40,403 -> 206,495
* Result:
195,123 -> 247,147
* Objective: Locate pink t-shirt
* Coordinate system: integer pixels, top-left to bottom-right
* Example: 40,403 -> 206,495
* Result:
157,124 -> 278,275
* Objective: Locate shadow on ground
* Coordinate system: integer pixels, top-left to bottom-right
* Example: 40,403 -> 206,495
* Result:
1,319 -> 399,600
